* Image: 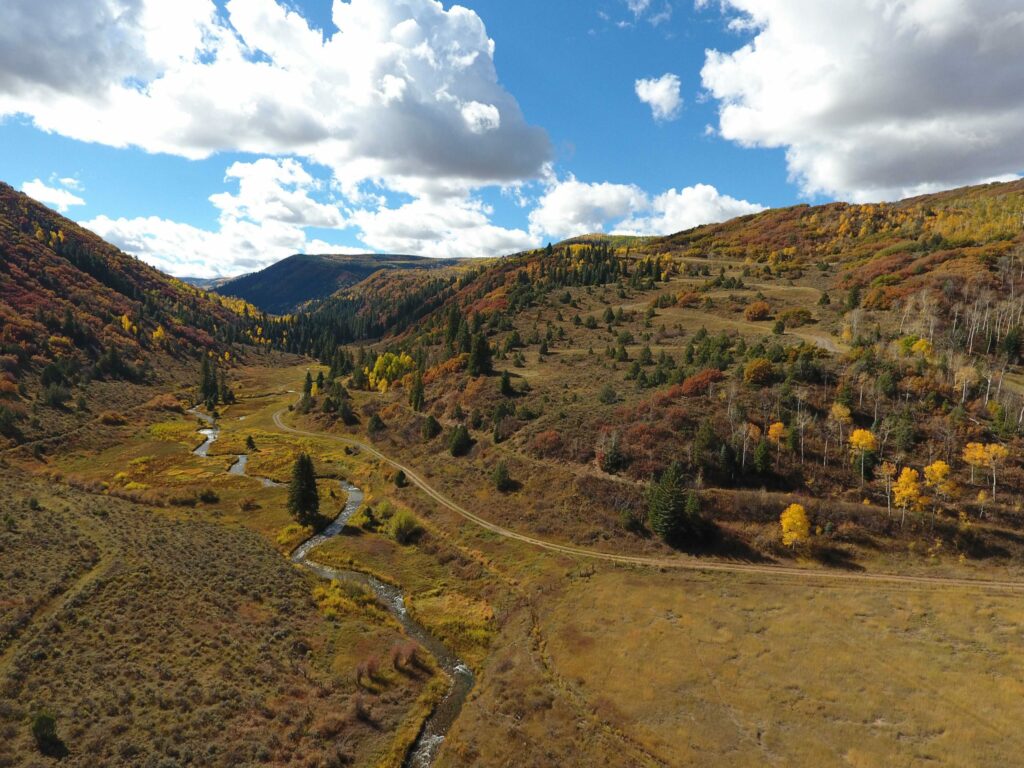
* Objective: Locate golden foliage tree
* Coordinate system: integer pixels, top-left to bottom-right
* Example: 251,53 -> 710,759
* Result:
893,467 -> 922,527
848,428 -> 877,484
923,460 -> 956,527
879,461 -> 897,519
780,503 -> 810,547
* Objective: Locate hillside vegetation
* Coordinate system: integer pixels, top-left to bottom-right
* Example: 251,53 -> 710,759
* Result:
215,253 -> 463,315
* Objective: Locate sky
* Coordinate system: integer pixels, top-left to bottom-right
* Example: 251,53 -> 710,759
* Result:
1,0 -> 1023,278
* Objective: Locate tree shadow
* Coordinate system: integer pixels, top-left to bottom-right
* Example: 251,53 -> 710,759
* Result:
811,545 -> 865,571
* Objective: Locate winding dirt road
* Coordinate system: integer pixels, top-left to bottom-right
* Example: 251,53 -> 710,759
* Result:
271,405 -> 1024,593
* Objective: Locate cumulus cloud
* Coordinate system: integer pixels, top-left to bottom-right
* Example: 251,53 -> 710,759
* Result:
635,73 -> 683,121
22,178 -> 85,212
352,196 -> 534,259
528,178 -> 648,241
616,183 -> 764,234
80,157 -> 533,275
82,158 -> 352,278
529,177 -> 762,241
701,0 -> 1024,201
0,0 -> 551,192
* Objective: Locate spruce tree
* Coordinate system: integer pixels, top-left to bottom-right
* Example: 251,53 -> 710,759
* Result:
409,372 -> 425,411
288,453 -> 320,527
448,424 -> 472,456
499,370 -> 514,397
303,371 -> 313,397
647,462 -> 687,542
468,334 -> 492,377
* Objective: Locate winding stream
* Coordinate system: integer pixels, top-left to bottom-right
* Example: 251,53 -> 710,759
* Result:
188,407 -> 473,767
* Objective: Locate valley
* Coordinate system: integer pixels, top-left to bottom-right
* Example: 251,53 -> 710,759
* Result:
5,179 -> 1024,766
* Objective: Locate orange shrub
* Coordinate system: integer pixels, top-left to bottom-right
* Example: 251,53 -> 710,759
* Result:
531,430 -> 563,458
680,368 -> 725,397
744,301 -> 771,321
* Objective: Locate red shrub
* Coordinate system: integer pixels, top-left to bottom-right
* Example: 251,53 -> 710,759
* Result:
680,368 -> 725,397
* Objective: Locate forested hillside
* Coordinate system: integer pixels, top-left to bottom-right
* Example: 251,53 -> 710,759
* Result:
214,252 -> 462,315
0,182 -> 265,443
289,179 -> 1024,567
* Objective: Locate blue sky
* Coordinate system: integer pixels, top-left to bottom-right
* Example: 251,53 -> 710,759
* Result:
1,0 -> 1021,276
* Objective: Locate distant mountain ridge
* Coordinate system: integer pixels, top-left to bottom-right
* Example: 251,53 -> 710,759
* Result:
212,252 -> 463,315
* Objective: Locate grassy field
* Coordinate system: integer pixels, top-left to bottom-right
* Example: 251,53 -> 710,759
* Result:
10,351 -> 1024,767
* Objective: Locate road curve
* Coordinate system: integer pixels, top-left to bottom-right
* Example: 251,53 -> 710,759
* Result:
272,407 -> 1024,593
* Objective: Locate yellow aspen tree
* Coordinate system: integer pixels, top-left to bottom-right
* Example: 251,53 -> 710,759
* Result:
879,461 -> 897,518
923,460 -> 955,528
829,402 -> 852,447
962,442 -> 987,484
780,503 -> 810,547
151,325 -> 166,347
768,421 -> 786,469
984,444 -> 1010,501
893,467 -> 921,528
848,428 -> 877,485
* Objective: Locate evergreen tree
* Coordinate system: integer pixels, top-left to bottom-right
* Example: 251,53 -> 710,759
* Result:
422,415 -> 442,440
409,371 -> 425,411
199,356 -> 218,408
468,334 -> 492,376
288,453 -> 320,527
448,424 -> 472,456
754,439 -> 771,474
492,461 -> 513,492
499,370 -> 514,397
303,371 -> 313,396
647,462 -> 687,542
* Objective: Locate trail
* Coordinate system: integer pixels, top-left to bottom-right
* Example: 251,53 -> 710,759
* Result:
272,406 -> 1024,593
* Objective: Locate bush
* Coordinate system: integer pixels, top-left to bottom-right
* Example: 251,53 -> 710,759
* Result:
598,383 -> 618,404
198,488 -> 220,504
743,358 -> 775,386
680,368 -> 725,397
367,413 -> 385,433
31,712 -> 64,756
39,384 -> 71,408
531,430 -> 562,458
390,510 -> 423,545
744,301 -> 771,321
395,470 -> 408,488
99,411 -> 127,426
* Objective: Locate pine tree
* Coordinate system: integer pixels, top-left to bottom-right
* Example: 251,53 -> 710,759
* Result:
754,440 -> 771,474
647,462 -> 687,542
409,371 -> 425,411
468,334 -> 492,377
199,356 -> 218,408
499,370 -> 514,397
448,424 -> 472,456
288,453 -> 320,528
492,461 -> 513,492
303,371 -> 313,397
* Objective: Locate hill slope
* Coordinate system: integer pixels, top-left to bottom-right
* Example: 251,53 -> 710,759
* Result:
214,252 -> 462,314
0,182 -> 256,377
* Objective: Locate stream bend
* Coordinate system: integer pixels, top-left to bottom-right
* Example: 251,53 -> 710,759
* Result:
188,407 -> 473,767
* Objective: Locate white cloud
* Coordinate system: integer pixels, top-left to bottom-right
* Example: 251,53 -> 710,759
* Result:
616,183 -> 764,234
21,178 -> 85,212
529,177 -> 762,241
82,158 -> 352,278
529,178 -> 648,241
0,0 -> 551,192
701,0 -> 1024,201
626,0 -> 653,15
80,157 -> 533,275
352,196 -> 535,259
635,73 -> 683,121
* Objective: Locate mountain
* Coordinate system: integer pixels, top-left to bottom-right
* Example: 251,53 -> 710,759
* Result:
0,181 -> 264,443
213,252 -> 463,315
